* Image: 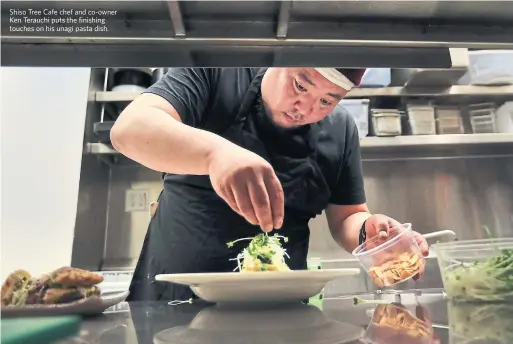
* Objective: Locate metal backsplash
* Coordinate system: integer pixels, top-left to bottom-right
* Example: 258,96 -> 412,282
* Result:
72,154 -> 513,271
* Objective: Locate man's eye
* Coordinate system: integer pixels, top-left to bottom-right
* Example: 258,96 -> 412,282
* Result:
294,80 -> 306,92
320,99 -> 332,106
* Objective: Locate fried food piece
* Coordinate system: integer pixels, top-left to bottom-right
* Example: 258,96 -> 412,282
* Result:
372,304 -> 433,339
369,252 -> 424,287
25,276 -> 50,305
43,286 -> 100,304
1,270 -> 32,306
49,267 -> 104,286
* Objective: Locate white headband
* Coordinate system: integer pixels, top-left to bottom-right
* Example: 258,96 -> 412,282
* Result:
314,68 -> 355,91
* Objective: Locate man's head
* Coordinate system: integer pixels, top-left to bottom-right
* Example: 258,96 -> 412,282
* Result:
261,68 -> 366,128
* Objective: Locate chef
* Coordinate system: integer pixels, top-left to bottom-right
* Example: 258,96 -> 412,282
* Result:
110,68 -> 429,302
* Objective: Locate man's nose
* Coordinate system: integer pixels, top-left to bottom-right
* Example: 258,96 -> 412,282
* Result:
294,95 -> 314,115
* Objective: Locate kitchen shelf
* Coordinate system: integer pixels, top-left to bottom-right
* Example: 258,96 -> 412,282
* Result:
347,85 -> 513,98
95,85 -> 513,103
86,134 -> 513,157
360,133 -> 513,148
3,1 -> 513,67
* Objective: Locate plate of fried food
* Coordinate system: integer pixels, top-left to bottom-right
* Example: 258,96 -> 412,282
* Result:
156,233 -> 360,304
1,267 -> 129,317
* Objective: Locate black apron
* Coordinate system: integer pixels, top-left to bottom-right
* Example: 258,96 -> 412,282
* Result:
128,69 -> 332,302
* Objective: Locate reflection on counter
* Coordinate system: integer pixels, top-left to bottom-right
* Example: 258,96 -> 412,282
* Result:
153,303 -> 364,344
448,302 -> 513,344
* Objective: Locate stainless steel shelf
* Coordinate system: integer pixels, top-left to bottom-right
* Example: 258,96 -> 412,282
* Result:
86,134 -> 513,157
2,1 -> 513,67
95,85 -> 513,103
96,92 -> 141,102
347,85 -> 513,98
360,133 -> 513,148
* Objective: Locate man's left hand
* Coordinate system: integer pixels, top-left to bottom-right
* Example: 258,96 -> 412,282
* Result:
364,214 -> 429,280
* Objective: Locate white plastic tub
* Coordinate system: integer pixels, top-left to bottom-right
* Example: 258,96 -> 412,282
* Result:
496,102 -> 513,133
465,50 -> 513,85
339,99 -> 370,138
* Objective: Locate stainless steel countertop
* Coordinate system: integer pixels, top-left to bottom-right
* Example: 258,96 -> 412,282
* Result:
60,291 -> 513,344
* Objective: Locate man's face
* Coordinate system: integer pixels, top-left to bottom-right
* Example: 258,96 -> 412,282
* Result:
261,68 -> 349,128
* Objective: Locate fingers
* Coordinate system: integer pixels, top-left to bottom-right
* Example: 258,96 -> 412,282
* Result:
415,234 -> 430,257
231,184 -> 260,227
247,180 -> 274,232
221,169 -> 283,232
371,218 -> 390,238
264,173 -> 285,229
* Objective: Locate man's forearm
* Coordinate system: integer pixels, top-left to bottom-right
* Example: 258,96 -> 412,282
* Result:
337,212 -> 372,252
111,102 -> 235,175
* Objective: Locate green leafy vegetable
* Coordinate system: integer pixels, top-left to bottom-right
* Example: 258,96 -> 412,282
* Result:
227,233 -> 290,272
443,226 -> 513,302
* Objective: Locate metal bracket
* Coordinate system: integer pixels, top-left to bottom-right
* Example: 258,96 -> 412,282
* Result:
277,1 -> 292,39
167,1 -> 186,38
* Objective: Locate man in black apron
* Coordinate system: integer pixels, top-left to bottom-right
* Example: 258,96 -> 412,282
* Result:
111,68 -> 429,302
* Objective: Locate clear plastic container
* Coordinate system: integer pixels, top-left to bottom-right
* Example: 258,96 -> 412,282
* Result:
352,223 -> 426,288
359,68 -> 392,88
468,103 -> 497,133
433,238 -> 513,302
361,303 -> 433,344
339,99 -> 370,138
466,50 -> 513,85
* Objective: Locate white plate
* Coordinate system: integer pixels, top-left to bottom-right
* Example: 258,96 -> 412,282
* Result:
156,269 -> 360,304
0,291 -> 129,318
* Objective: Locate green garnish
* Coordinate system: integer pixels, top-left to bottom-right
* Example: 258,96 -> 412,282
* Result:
227,233 -> 290,272
352,296 -> 393,306
444,226 -> 513,302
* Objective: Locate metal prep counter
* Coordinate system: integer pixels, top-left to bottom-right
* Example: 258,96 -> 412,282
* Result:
58,290 -> 511,344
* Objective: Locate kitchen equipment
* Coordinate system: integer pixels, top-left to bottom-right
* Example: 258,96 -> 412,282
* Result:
359,68 -> 391,88
468,102 -> 497,133
462,49 -> 513,85
110,68 -> 153,91
1,316 -> 81,344
93,121 -> 115,143
155,268 -> 360,304
339,99 -> 370,138
152,67 -> 170,84
496,101 -> 513,133
391,68 -> 468,87
371,109 -> 403,136
433,238 -> 513,302
1,291 -> 129,318
435,106 -> 464,134
352,223 -> 425,288
407,105 -> 436,135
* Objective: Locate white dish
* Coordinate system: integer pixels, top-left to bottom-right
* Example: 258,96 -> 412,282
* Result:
1,291 -> 129,318
155,269 -> 360,304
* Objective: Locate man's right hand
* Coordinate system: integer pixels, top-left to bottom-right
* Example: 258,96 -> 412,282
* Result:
208,144 -> 285,232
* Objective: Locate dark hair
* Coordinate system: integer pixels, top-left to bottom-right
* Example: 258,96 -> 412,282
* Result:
335,68 -> 366,86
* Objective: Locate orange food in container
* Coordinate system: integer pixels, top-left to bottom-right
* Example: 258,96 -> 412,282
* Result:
352,223 -> 426,288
